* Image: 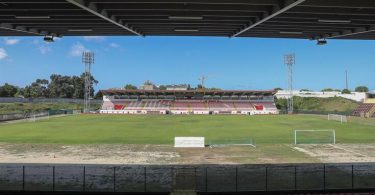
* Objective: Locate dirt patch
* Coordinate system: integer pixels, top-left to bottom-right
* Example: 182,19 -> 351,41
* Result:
293,144 -> 375,163
0,143 -> 317,164
0,144 -> 180,164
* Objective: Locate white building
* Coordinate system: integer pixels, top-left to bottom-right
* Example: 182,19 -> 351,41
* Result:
166,84 -> 189,91
275,90 -> 367,102
140,80 -> 157,90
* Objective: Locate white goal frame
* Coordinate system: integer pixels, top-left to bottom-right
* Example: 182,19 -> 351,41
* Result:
27,112 -> 50,122
328,114 -> 347,123
294,129 -> 336,145
28,115 -> 36,122
208,138 -> 256,148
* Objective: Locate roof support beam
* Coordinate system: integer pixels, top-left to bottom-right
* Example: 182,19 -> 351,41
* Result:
315,26 -> 375,39
231,0 -> 306,37
0,23 -> 60,37
65,0 -> 143,36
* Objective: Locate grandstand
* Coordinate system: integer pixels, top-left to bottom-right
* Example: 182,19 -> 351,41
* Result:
352,92 -> 375,118
100,90 -> 278,115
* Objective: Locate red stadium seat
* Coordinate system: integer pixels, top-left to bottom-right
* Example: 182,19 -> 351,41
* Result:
114,105 -> 124,110
254,105 -> 264,110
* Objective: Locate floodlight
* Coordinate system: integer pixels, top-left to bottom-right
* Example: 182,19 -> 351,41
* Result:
174,29 -> 199,32
68,29 -> 93,32
169,16 -> 203,20
318,19 -> 351,23
317,39 -> 327,45
280,31 -> 303,35
43,35 -> 54,42
15,16 -> 51,19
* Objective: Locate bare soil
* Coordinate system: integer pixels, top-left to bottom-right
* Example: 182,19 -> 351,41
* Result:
0,143 -> 373,164
293,144 -> 375,163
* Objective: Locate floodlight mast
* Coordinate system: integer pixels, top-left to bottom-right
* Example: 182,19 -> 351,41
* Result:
284,54 -> 295,114
82,52 -> 94,113
198,75 -> 208,89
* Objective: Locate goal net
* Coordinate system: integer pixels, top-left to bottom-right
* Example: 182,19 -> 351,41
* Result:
328,114 -> 347,123
25,112 -> 49,122
28,115 -> 36,122
208,138 -> 255,148
294,130 -> 336,144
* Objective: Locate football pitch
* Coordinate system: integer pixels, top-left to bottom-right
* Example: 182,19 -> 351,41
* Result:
0,114 -> 374,164
0,114 -> 374,144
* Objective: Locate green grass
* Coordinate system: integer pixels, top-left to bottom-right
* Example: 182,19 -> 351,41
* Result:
0,114 -> 374,144
276,97 -> 358,114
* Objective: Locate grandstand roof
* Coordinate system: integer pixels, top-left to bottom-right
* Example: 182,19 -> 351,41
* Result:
2,0 -> 375,40
100,89 -> 276,96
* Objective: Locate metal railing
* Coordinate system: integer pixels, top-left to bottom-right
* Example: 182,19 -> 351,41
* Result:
0,163 -> 374,193
0,112 -> 49,122
0,97 -> 102,104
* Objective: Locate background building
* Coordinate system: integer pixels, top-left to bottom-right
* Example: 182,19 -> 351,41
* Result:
275,90 -> 367,102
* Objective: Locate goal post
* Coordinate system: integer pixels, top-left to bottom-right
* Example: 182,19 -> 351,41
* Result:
208,138 -> 256,148
28,114 -> 36,122
328,114 -> 347,123
294,130 -> 336,144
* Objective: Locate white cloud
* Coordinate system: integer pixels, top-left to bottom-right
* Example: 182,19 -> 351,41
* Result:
69,42 -> 89,57
4,38 -> 20,45
110,43 -> 120,48
0,48 -> 8,60
83,36 -> 105,42
39,45 -> 52,54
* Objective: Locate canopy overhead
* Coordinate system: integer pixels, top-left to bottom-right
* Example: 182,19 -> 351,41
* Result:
1,0 -> 375,40
100,90 -> 276,97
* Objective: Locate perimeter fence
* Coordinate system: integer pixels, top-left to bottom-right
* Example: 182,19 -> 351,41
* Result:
0,163 -> 374,193
0,97 -> 101,104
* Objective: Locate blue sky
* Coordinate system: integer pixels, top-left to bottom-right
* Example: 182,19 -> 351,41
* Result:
0,36 -> 374,92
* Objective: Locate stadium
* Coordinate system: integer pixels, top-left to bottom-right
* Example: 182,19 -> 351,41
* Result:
0,0 -> 375,194
99,89 -> 278,115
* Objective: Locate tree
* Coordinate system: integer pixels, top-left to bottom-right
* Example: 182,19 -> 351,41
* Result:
274,87 -> 283,91
124,84 -> 138,90
208,88 -> 221,90
0,83 -> 19,97
158,85 -> 167,90
14,88 -> 25,98
48,74 -> 98,98
79,73 -> 98,98
144,80 -> 153,85
355,86 -> 369,92
300,89 -> 310,92
342,89 -> 351,94
322,88 -> 340,92
94,91 -> 103,99
23,79 -> 49,98
0,74 -> 98,99
274,97 -> 287,110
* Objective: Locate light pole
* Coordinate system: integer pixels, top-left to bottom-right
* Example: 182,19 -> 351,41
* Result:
284,54 -> 295,114
82,52 -> 94,113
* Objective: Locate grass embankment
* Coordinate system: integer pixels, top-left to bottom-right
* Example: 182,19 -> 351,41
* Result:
0,102 -> 101,114
276,97 -> 358,114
